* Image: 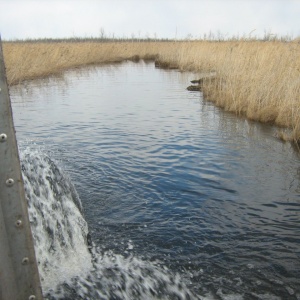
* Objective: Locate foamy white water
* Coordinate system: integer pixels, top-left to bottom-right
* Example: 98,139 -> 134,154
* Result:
21,147 -> 93,292
20,146 -> 200,299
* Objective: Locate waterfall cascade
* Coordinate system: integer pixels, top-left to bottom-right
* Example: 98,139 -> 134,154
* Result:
21,147 -> 198,300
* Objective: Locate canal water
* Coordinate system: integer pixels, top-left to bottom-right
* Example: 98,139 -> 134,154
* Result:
10,61 -> 300,299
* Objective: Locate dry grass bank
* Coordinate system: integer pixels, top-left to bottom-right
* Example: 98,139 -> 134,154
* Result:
3,40 -> 300,141
2,42 -> 161,84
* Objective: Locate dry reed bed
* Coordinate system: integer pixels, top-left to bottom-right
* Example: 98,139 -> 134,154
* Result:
3,41 -> 300,141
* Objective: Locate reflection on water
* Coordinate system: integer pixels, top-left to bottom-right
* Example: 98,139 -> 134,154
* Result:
11,60 -> 300,299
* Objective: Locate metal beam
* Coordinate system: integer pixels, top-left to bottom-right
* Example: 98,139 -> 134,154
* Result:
0,39 -> 43,299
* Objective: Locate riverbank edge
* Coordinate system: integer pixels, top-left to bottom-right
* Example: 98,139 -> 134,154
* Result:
3,41 -> 300,144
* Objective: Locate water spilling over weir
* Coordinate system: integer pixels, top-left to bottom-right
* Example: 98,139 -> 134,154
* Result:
21,147 -> 196,299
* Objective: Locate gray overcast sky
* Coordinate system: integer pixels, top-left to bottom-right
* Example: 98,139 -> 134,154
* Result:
0,0 -> 299,40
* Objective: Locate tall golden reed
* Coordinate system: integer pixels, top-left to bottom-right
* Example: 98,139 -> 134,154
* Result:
3,42 -> 161,84
3,40 -> 300,141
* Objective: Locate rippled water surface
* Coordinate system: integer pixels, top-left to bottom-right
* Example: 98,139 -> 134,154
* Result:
11,61 -> 300,299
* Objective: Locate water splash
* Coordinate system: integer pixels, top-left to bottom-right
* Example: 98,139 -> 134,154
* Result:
20,147 -> 199,299
21,147 -> 92,293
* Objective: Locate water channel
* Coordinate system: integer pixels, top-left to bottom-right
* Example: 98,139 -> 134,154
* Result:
10,60 -> 300,299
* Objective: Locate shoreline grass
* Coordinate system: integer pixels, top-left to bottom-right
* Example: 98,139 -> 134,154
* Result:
3,39 -> 300,142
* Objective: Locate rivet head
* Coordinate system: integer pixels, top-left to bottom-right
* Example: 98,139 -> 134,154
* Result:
15,220 -> 23,227
0,133 -> 7,142
22,257 -> 29,265
28,295 -> 36,300
6,178 -> 14,187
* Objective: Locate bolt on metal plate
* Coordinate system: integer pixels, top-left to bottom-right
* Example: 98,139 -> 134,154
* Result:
15,219 -> 23,227
0,133 -> 7,142
5,178 -> 14,187
22,257 -> 29,265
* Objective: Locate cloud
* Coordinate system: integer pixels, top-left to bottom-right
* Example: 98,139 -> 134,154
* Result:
0,0 -> 299,40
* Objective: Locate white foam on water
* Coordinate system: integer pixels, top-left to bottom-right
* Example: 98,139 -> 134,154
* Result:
20,147 -> 202,300
216,288 -> 244,300
21,146 -> 290,300
21,147 -> 93,292
250,293 -> 282,300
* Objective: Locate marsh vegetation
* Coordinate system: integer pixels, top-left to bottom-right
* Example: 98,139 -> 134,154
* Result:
3,38 -> 300,141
